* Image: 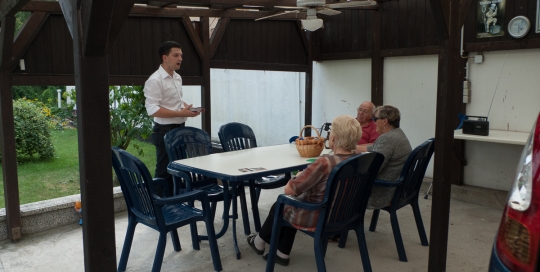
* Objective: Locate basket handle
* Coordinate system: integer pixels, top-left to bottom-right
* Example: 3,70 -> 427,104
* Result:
299,125 -> 322,139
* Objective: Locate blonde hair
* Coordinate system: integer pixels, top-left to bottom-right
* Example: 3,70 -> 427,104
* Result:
375,105 -> 401,128
331,115 -> 362,151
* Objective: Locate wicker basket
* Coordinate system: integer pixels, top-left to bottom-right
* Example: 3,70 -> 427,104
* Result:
295,125 -> 325,157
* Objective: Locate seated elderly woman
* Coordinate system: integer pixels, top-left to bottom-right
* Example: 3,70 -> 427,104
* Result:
355,104 -> 412,209
329,105 -> 411,243
247,114 -> 362,266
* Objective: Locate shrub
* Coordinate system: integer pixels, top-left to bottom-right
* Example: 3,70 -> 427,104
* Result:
0,98 -> 55,161
110,86 -> 152,156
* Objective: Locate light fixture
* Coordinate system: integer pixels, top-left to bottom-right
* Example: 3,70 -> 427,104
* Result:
301,18 -> 324,31
301,9 -> 323,31
19,59 -> 25,70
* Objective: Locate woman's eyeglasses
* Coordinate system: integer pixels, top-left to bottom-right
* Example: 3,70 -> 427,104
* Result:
373,116 -> 384,122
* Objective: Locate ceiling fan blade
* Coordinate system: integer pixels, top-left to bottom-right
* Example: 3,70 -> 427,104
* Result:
255,10 -> 301,21
317,8 -> 341,16
327,0 -> 377,8
275,6 -> 309,10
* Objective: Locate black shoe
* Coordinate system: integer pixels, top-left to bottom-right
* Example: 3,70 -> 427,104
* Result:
262,252 -> 290,266
247,234 -> 264,255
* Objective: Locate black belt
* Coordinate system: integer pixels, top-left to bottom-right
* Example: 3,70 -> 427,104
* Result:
153,122 -> 185,129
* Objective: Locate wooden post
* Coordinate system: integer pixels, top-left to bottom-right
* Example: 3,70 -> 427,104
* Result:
0,16 -> 22,242
428,0 -> 464,270
305,30 -> 314,133
69,3 -> 117,271
201,17 -> 211,133
371,9 -> 383,106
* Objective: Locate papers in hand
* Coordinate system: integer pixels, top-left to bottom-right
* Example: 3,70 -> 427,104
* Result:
189,107 -> 204,112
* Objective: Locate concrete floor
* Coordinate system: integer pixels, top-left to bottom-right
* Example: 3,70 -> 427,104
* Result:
0,187 -> 503,272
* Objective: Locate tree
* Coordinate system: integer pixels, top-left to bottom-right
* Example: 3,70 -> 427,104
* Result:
109,86 -> 153,155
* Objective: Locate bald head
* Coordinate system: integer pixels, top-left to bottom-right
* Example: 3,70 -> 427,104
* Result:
356,101 -> 376,125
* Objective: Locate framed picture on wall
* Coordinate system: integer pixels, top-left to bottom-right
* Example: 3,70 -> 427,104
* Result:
477,0 -> 506,38
537,0 -> 540,32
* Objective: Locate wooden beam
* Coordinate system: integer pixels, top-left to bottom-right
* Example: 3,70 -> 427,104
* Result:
58,0 -> 74,38
381,46 -> 440,57
458,0 -> 474,29
371,9 -> 383,106
181,16 -> 205,60
209,17 -> 229,59
211,60 -> 308,72
148,1 -> 177,7
428,0 -> 464,270
296,21 -> 310,56
80,0 -> 115,56
304,31 -> 315,133
465,39 -> 540,52
109,75 -> 204,86
0,15 -> 22,242
134,0 -> 298,6
0,0 -> 32,19
129,5 -> 307,19
22,1 -> 63,12
21,1 -> 307,20
12,74 -> 75,86
428,0 -> 449,40
201,17 -> 211,133
107,0 -> 136,51
10,11 -> 48,71
70,1 -> 117,270
11,74 -> 205,86
314,51 -> 372,61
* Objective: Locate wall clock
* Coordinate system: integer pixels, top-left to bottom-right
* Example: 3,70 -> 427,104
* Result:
508,16 -> 531,38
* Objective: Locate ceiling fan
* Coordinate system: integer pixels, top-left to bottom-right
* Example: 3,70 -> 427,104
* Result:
255,0 -> 378,31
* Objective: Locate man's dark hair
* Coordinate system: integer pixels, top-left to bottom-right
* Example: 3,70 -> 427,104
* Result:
158,41 -> 182,60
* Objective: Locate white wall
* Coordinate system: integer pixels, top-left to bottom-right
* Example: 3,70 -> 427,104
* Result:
184,69 -> 305,146
312,59 -> 372,125
312,50 -> 540,189
384,55 -> 438,177
175,49 -> 540,190
463,49 -> 540,190
467,49 -> 540,131
312,56 -> 438,178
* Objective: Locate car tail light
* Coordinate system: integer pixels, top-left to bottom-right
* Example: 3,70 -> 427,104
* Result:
495,112 -> 540,271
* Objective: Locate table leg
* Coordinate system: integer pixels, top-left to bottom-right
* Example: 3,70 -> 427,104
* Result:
239,184 -> 251,235
249,180 -> 262,232
231,183 -> 241,259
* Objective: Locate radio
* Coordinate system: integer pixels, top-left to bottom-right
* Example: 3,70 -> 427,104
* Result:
462,116 -> 489,136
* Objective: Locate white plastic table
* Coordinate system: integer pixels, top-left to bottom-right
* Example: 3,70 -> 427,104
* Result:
168,144 -> 331,259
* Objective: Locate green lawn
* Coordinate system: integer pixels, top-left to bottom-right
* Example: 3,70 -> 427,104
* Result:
0,129 -> 156,208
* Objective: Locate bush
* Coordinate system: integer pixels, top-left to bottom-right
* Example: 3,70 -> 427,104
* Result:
0,98 -> 55,161
110,86 -> 152,156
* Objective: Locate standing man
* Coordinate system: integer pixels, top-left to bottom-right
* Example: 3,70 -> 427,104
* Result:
144,41 -> 200,186
356,101 -> 379,145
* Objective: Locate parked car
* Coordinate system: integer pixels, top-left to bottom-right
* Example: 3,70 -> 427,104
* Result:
489,112 -> 540,271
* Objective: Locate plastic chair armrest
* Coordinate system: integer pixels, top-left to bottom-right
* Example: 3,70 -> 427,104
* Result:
153,190 -> 208,205
373,178 -> 404,188
167,167 -> 195,191
152,177 -> 171,196
276,194 -> 325,211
